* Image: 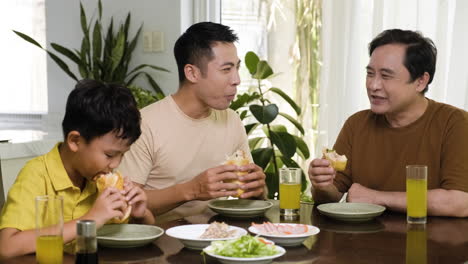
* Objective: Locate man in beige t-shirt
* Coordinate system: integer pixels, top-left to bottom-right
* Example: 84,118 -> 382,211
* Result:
120,22 -> 266,223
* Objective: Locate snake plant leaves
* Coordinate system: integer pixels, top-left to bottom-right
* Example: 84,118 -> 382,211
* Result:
110,28 -> 125,73
80,3 -> 88,36
245,51 -> 260,75
47,51 -> 78,81
250,104 -> 278,124
279,112 -> 305,135
269,87 -> 301,115
51,43 -> 81,67
270,131 -> 296,159
253,60 -> 274,80
252,147 -> 273,169
12,30 -> 43,48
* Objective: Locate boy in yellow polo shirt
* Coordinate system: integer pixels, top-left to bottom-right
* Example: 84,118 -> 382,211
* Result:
0,80 -> 155,259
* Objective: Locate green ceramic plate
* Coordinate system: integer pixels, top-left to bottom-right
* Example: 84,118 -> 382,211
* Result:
208,199 -> 273,218
97,224 -> 164,248
317,203 -> 386,222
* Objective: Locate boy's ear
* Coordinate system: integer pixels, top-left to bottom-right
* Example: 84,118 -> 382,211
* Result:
184,64 -> 200,83
65,131 -> 82,152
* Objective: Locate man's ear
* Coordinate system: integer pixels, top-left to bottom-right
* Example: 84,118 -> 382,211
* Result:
416,72 -> 430,92
65,131 -> 82,152
184,64 -> 200,83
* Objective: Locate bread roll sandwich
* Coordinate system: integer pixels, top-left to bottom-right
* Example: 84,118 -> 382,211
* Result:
322,148 -> 347,172
95,171 -> 131,224
223,150 -> 250,197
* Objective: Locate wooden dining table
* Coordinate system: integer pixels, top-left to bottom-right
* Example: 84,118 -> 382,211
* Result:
4,200 -> 468,264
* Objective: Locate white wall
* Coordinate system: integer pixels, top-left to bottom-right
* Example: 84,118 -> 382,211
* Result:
44,0 -> 188,137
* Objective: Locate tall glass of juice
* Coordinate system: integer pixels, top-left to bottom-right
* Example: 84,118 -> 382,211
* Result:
279,168 -> 302,216
406,165 -> 427,224
36,195 -> 64,264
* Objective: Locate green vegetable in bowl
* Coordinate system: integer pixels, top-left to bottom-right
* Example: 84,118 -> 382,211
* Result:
206,235 -> 279,258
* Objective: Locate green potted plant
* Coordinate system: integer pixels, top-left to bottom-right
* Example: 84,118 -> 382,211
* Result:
13,0 -> 168,108
230,51 -> 310,199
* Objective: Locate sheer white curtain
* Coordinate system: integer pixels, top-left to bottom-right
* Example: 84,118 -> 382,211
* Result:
317,0 -> 468,155
0,0 -> 47,114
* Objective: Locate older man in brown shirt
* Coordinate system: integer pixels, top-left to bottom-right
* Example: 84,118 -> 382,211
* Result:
308,29 -> 468,217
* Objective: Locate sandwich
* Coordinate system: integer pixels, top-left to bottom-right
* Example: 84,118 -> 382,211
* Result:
223,150 -> 250,197
95,171 -> 132,224
322,148 -> 347,172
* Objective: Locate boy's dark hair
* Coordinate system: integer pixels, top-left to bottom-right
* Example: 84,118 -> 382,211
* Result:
369,29 -> 437,94
62,79 -> 141,144
173,22 -> 238,83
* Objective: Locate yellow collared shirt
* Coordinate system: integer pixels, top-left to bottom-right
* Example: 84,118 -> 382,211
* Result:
0,143 -> 98,231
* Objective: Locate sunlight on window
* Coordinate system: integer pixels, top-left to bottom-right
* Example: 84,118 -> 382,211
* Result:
0,0 -> 47,114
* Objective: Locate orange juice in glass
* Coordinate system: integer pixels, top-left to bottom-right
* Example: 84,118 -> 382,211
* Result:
279,168 -> 302,216
406,165 -> 427,224
35,195 -> 64,264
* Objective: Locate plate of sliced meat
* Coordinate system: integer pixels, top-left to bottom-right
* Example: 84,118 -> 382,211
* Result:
248,222 -> 320,247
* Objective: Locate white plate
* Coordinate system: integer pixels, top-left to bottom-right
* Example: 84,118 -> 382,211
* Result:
317,202 -> 386,222
248,224 -> 320,247
203,244 -> 285,264
166,224 -> 247,250
97,224 -> 164,248
208,199 -> 274,218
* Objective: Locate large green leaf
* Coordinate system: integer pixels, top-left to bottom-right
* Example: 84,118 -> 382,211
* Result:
270,131 -> 296,159
229,92 -> 260,111
125,24 -> 143,68
12,31 -> 43,48
253,60 -> 273,79
244,123 -> 260,135
252,147 -> 273,170
249,137 -> 265,150
245,51 -> 259,75
123,13 -> 131,39
269,87 -> 301,115
279,112 -> 305,135
250,104 -> 278,124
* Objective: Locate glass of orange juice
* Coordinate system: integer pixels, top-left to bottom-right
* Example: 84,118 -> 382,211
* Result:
35,195 -> 64,264
279,168 -> 302,216
406,165 -> 427,224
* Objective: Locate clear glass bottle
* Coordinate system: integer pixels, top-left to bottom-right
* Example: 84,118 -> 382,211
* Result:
75,220 -> 98,264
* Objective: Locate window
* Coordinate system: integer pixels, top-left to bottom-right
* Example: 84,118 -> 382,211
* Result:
0,0 -> 47,141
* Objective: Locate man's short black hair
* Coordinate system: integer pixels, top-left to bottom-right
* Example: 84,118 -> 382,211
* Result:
62,79 -> 141,144
369,29 -> 437,94
173,22 -> 238,83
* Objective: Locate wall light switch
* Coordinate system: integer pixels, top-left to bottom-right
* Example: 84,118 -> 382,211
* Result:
143,32 -> 152,53
152,31 -> 164,52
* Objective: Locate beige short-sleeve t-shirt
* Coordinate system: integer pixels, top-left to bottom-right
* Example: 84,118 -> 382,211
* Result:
119,96 -> 251,222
